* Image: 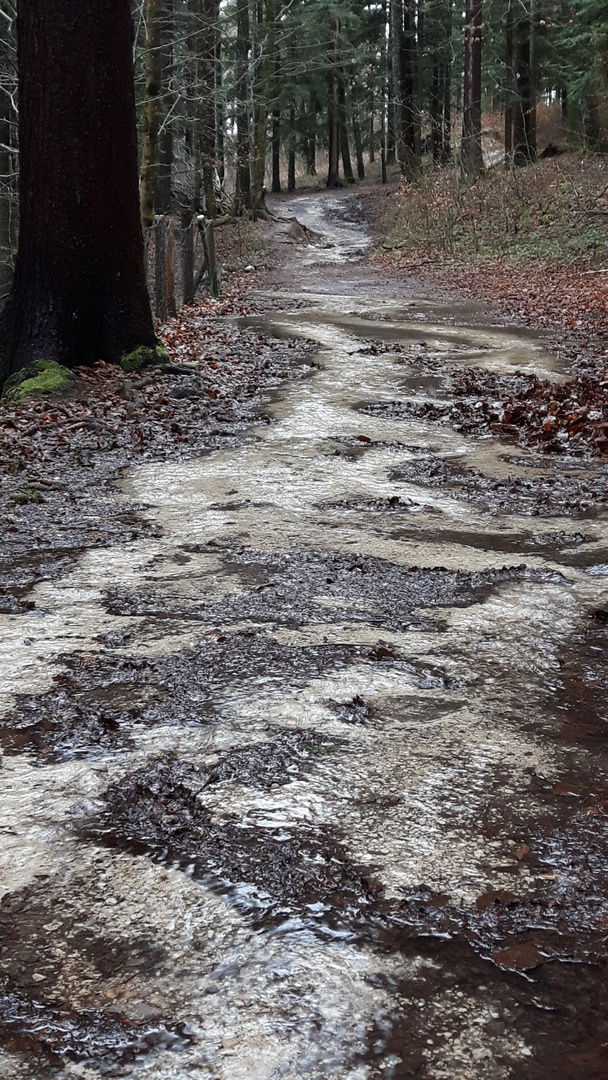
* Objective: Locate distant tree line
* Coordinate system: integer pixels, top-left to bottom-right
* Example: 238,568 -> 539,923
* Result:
0,0 -> 607,273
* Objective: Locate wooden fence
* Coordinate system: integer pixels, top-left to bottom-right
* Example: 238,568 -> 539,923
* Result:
144,214 -> 221,323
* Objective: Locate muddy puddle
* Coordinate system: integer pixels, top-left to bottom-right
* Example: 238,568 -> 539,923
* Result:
1,190 -> 608,1078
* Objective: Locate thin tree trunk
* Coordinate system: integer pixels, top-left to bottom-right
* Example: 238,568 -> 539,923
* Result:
369,87 -> 375,162
513,0 -> 534,165
288,100 -> 296,191
431,57 -> 441,165
504,0 -> 514,163
441,0 -> 451,164
0,57 -> 13,300
271,0 -> 281,192
185,0 -> 202,211
154,0 -> 174,214
529,0 -> 538,154
327,22 -> 340,187
400,0 -> 419,178
461,0 -> 483,178
351,92 -> 365,180
214,0 -> 225,182
234,0 -> 251,214
200,0 -> 217,216
253,0 -> 271,212
140,0 -> 162,228
388,0 -> 400,162
339,79 -> 354,183
272,110 -> 281,191
306,88 -> 317,174
0,0 -> 156,380
414,0 -> 424,157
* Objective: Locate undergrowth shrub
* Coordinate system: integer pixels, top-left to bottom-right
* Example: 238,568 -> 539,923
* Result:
385,155 -> 608,264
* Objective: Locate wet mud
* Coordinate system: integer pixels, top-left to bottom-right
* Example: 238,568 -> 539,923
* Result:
388,454 -> 608,518
104,547 -> 562,634
2,190 -> 608,1079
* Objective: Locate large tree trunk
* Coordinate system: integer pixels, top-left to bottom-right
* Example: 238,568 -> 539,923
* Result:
461,0 -> 483,178
0,0 -> 155,382
140,0 -> 162,228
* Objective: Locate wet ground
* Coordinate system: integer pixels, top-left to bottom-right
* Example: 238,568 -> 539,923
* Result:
1,190 -> 608,1078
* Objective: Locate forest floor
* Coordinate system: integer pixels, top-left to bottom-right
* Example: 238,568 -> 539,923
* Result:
1,181 -> 608,1080
360,154 -> 608,457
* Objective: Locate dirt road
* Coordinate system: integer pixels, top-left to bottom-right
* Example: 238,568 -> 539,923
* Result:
1,191 -> 608,1079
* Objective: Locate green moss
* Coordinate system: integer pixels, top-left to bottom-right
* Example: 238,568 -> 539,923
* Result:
120,342 -> 170,373
2,360 -> 74,406
10,485 -> 42,505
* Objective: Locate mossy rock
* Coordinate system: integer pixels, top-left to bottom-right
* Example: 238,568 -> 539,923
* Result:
120,342 -> 170,374
2,360 -> 74,406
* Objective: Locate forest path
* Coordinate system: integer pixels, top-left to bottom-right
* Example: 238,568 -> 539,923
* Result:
1,190 -> 608,1079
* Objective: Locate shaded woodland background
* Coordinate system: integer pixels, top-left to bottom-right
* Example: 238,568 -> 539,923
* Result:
0,0 -> 607,306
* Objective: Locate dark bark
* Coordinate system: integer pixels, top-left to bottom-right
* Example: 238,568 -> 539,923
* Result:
234,0 -> 251,214
461,0 -> 483,178
154,0 -> 175,213
504,0 -> 514,162
327,22 -> 340,188
0,53 -> 14,301
513,0 -> 535,166
201,0 -> 218,216
272,110 -> 281,192
252,0 -> 270,214
271,0 -> 281,192
441,0 -> 451,164
351,94 -> 365,180
306,89 -> 317,174
339,80 -> 354,183
399,0 -> 419,178
287,100 -> 296,192
140,0 -> 162,229
0,0 -> 155,382
429,0 -> 451,167
185,0 -> 202,211
214,0 -> 225,182
431,56 -> 441,165
387,0 -> 398,162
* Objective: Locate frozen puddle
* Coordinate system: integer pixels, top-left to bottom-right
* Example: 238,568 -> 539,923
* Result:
1,191 -> 608,1078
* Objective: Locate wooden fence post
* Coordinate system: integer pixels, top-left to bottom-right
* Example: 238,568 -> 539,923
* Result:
166,219 -> 176,318
182,211 -> 195,304
205,218 -> 221,298
154,214 -> 167,322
